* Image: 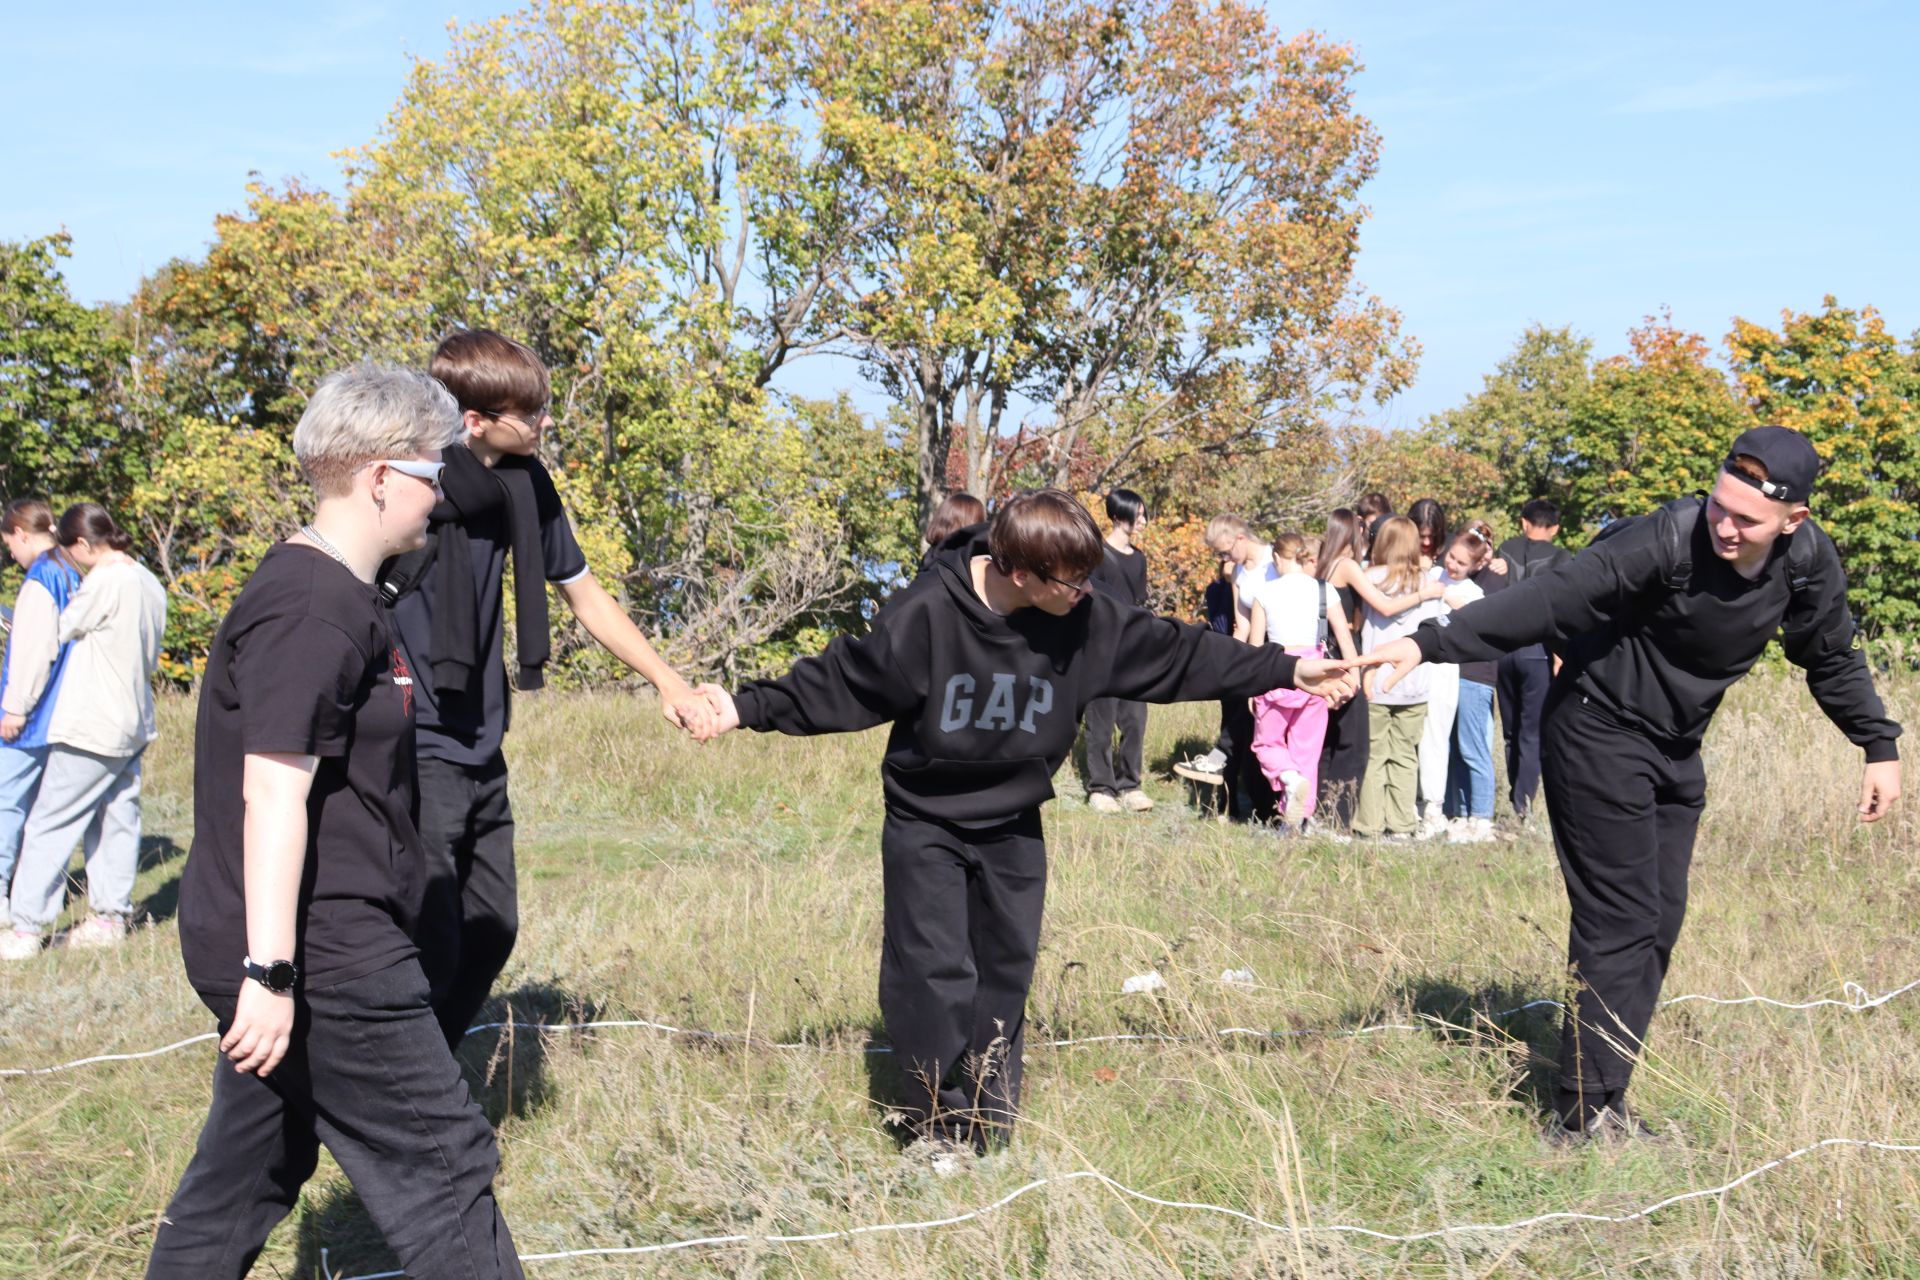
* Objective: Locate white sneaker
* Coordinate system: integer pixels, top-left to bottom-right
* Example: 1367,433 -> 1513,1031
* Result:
1448,817 -> 1496,844
1415,805 -> 1448,841
66,915 -> 127,950
1173,749 -> 1228,781
1119,789 -> 1155,813
0,930 -> 45,961
1279,770 -> 1307,823
1088,792 -> 1123,814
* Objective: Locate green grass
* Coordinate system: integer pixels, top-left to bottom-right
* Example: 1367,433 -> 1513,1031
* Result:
2,673 -> 1918,1277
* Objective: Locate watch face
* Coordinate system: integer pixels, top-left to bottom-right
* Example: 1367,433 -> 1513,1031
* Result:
264,961 -> 299,992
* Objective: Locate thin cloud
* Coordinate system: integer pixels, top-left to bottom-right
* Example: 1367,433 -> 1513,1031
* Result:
1614,70 -> 1849,115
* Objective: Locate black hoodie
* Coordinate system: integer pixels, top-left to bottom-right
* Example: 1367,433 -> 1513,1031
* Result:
1415,511 -> 1899,761
733,526 -> 1305,824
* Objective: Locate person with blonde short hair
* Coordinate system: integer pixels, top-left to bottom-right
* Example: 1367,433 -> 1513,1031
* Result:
148,363 -> 525,1279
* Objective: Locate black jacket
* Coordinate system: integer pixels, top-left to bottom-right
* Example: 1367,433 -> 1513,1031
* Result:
734,527 -> 1303,823
1416,509 -> 1900,761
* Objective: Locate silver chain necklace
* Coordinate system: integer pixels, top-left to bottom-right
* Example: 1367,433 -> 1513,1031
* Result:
299,524 -> 353,570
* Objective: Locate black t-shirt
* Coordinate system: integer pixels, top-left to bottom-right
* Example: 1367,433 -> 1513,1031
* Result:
1496,536 -> 1571,661
178,544 -> 424,996
1091,543 -> 1149,607
390,455 -> 589,766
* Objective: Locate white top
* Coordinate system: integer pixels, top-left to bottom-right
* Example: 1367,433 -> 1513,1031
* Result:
0,577 -> 62,718
1430,563 -> 1484,611
1247,572 -> 1329,649
47,559 -> 168,756
1361,566 -> 1439,706
1232,550 -> 1277,625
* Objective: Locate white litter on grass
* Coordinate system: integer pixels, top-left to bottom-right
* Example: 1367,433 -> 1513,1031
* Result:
319,1135 -> 1920,1277
1220,968 -> 1258,986
1121,970 -> 1167,994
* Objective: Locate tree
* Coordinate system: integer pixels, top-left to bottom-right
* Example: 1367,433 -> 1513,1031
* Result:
0,234 -> 129,502
800,0 -> 1414,520
1728,297 -> 1920,636
1563,314 -> 1747,531
1421,323 -> 1592,524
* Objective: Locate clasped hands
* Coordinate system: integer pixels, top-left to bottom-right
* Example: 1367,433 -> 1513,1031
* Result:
660,682 -> 739,743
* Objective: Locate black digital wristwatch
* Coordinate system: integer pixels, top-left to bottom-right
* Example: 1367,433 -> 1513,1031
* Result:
243,956 -> 300,994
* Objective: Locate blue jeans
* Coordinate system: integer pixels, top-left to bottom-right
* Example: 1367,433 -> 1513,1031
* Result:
1446,680 -> 1496,820
0,745 -> 49,903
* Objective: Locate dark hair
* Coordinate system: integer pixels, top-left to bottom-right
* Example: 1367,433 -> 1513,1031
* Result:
988,489 -> 1105,581
1355,492 -> 1392,520
1,498 -> 56,538
924,491 -> 988,547
1520,498 -> 1561,528
57,502 -> 134,553
1316,508 -> 1367,580
1727,454 -> 1769,484
1406,497 -> 1448,557
429,328 -> 551,417
1105,487 -> 1146,526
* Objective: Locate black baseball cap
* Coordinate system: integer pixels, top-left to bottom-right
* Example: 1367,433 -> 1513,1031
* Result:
1724,425 -> 1820,504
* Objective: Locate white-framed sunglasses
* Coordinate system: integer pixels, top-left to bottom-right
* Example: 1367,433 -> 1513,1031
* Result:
358,458 -> 447,489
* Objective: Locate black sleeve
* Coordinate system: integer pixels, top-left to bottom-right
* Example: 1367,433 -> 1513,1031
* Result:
526,457 -> 589,583
1780,526 -> 1902,763
1414,516 -> 1669,665
733,619 -> 921,736
1097,601 -> 1299,703
234,617 -> 370,758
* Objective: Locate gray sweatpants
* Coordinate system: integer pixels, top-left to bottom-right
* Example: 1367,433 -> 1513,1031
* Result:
9,745 -> 143,934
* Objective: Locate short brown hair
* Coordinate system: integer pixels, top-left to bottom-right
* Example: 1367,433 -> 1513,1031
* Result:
988,490 -> 1104,581
1727,453 -> 1769,484
1,497 -> 56,538
924,492 -> 988,547
429,328 -> 550,416
1272,531 -> 1307,563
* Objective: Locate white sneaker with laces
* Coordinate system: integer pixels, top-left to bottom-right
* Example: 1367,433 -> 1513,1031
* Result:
1279,770 -> 1307,823
1088,792 -> 1123,814
1173,748 -> 1228,782
66,915 -> 127,950
0,930 -> 46,961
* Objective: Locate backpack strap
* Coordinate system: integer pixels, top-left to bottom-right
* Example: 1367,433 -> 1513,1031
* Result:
375,532 -> 440,609
1655,494 -> 1706,592
1317,579 -> 1329,649
1784,524 -> 1818,597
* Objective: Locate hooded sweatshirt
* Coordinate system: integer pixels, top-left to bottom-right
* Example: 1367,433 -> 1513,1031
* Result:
1413,510 -> 1899,761
733,527 -> 1304,825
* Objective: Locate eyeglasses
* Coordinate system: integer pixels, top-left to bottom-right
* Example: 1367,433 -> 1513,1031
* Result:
1036,568 -> 1095,596
359,458 -> 447,490
486,405 -> 550,428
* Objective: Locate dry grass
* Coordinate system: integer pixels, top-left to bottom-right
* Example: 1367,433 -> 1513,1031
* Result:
2,670 -> 1917,1277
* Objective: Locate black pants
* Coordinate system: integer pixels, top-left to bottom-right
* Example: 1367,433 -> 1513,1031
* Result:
147,962 -> 522,1280
1496,653 -> 1552,817
415,752 -> 518,1048
1220,696 -> 1276,822
879,808 -> 1047,1149
1083,697 -> 1147,796
1317,684 -> 1370,828
1540,690 -> 1705,1105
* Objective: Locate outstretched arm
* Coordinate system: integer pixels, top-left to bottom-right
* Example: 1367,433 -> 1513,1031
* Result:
558,573 -> 715,740
1332,558 -> 1441,617
1097,603 -> 1356,707
724,623 -> 919,737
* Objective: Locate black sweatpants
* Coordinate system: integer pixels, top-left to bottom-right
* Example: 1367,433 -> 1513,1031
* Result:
880,807 -> 1047,1149
415,752 -> 519,1048
1496,653 -> 1552,818
1083,697 -> 1147,796
1317,685 -> 1370,828
1540,690 -> 1706,1108
1220,696 -> 1277,822
147,962 -> 522,1280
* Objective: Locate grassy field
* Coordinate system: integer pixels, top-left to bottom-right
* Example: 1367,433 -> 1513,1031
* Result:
2,671 -> 1918,1278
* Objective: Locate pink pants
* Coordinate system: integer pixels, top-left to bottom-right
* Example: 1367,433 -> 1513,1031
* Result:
1251,645 -> 1329,817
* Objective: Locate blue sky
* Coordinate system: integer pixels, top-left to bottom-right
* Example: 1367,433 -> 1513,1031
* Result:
5,1 -> 1916,426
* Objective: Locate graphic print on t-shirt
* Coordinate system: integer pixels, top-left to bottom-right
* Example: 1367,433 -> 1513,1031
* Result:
390,646 -> 415,717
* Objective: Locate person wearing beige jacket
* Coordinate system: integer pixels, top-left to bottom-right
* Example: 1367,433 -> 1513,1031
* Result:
0,503 -> 166,958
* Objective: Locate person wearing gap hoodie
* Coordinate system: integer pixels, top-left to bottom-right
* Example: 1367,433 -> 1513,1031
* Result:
694,491 -> 1356,1161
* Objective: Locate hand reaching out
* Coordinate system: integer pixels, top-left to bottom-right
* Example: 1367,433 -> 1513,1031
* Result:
1349,637 -> 1425,695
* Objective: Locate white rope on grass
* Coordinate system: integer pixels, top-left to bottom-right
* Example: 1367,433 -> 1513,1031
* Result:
10,974 -> 1920,1077
320,1135 -> 1920,1277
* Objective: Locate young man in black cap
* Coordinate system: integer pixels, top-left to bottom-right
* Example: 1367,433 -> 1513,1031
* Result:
1359,426 -> 1902,1140
691,490 -> 1356,1163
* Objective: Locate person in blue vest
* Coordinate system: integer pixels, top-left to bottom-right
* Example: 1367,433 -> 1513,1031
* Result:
0,498 -> 84,920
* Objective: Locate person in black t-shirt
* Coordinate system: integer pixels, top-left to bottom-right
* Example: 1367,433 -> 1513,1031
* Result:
1084,488 -> 1153,813
688,491 -> 1357,1163
1493,498 -> 1571,819
1358,428 -> 1903,1142
393,330 -> 716,1048
149,366 -> 523,1279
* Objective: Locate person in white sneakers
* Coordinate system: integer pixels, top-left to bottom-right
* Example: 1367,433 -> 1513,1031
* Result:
1084,489 -> 1154,814
1246,533 -> 1358,832
0,504 -> 166,958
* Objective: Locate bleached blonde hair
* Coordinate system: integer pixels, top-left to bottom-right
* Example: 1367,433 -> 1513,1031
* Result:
292,363 -> 464,497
